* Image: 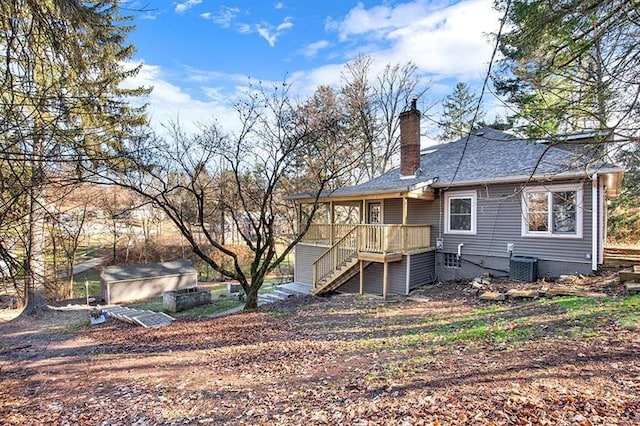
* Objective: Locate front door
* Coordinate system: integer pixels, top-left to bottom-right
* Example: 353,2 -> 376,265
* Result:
368,202 -> 381,224
366,202 -> 382,252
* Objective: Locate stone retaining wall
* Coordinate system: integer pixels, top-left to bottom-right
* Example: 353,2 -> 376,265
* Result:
163,287 -> 211,312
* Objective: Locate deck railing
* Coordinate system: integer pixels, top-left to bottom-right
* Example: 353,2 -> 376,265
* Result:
312,226 -> 359,286
303,223 -> 431,252
358,224 -> 431,253
302,223 -> 358,246
310,224 -> 431,287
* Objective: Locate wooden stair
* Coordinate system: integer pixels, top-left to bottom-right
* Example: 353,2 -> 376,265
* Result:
312,259 -> 372,295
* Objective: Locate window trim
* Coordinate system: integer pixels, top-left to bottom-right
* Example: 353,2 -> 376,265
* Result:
444,190 -> 477,235
521,184 -> 583,239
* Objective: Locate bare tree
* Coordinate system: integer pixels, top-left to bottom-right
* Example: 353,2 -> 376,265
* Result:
97,82 -> 358,309
341,55 -> 430,181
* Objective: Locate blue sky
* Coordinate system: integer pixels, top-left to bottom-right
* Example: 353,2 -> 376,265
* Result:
126,0 -> 503,139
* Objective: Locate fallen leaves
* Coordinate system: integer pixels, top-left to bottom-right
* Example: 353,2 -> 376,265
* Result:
1,291 -> 639,425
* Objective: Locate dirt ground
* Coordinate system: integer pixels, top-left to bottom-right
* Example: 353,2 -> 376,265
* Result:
1,270 -> 638,425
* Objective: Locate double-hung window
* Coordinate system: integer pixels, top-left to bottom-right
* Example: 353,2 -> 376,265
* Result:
444,190 -> 477,235
522,184 -> 583,238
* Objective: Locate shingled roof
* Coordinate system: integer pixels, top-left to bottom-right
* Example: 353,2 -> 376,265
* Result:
290,127 -> 621,200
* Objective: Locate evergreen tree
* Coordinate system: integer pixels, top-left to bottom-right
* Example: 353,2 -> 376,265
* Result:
0,0 -> 148,308
493,0 -> 640,140
493,0 -> 640,243
438,82 -> 484,142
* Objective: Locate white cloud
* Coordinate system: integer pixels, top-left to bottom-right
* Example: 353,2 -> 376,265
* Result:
175,0 -> 202,14
303,40 -> 330,58
124,62 -> 242,136
274,2 -> 284,10
330,0 -> 499,80
200,6 -> 240,28
288,63 -> 345,97
237,23 -> 252,34
255,17 -> 294,47
335,0 -> 448,41
385,0 -> 500,79
276,20 -> 294,32
256,26 -> 277,47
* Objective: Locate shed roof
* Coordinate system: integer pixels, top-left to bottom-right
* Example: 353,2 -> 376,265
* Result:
101,259 -> 197,282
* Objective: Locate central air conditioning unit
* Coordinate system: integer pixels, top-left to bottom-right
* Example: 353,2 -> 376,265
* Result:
509,256 -> 538,282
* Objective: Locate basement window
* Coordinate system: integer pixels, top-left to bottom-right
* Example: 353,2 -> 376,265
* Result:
443,252 -> 461,268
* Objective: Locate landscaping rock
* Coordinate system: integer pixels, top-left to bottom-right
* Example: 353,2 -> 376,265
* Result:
505,289 -> 539,299
471,282 -> 485,290
557,275 -> 578,284
463,287 -> 479,296
479,291 -> 506,301
545,286 -> 582,297
619,268 -> 640,283
624,282 -> 640,294
545,286 -> 606,298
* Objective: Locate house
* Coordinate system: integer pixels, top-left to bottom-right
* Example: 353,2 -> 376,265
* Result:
289,101 -> 624,297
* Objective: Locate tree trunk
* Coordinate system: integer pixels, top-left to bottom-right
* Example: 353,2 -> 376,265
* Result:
26,137 -> 47,311
244,284 -> 260,310
21,290 -> 48,317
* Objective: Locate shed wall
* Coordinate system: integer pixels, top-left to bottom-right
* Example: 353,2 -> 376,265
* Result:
102,272 -> 196,304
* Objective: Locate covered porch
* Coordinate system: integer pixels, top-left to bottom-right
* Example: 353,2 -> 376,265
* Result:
295,196 -> 435,297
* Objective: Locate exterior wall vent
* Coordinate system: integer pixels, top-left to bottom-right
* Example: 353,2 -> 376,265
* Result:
509,256 -> 538,282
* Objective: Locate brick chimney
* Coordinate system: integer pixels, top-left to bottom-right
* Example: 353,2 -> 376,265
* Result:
399,98 -> 421,177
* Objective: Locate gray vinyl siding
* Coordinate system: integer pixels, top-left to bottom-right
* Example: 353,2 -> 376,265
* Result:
407,198 -> 440,247
383,199 -> 403,224
434,180 -> 594,279
382,197 -> 440,247
436,252 -> 593,282
339,259 -> 408,295
408,251 -> 436,289
294,244 -> 328,285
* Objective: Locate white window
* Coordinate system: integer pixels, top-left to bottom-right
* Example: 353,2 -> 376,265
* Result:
444,190 -> 477,235
521,184 -> 583,238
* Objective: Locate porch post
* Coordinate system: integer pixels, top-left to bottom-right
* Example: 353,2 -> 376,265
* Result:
330,201 -> 335,245
402,197 -> 408,252
402,197 -> 408,225
359,260 -> 364,295
383,261 -> 389,300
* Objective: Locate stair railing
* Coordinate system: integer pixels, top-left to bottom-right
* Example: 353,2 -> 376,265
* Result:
313,226 -> 359,287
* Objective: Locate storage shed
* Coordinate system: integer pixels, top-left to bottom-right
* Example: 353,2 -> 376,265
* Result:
101,259 -> 197,304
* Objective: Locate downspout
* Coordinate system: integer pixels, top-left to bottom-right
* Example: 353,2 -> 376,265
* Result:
591,173 -> 598,271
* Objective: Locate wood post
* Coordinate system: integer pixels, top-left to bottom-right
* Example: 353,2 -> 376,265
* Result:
330,201 -> 335,245
359,260 -> 364,295
402,197 -> 408,252
383,261 -> 389,300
